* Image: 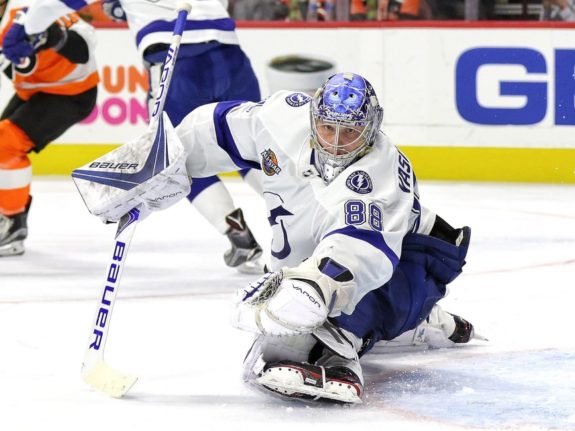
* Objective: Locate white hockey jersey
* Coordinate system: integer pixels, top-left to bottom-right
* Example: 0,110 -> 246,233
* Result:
23,0 -> 238,56
178,91 -> 437,314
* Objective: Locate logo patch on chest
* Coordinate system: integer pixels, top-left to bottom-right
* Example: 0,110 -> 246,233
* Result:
346,170 -> 373,194
285,92 -> 311,107
261,149 -> 282,176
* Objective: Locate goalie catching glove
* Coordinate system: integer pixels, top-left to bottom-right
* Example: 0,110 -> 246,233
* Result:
232,257 -> 354,336
72,113 -> 191,223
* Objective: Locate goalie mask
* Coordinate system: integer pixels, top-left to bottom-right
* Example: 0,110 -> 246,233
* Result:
310,73 -> 383,184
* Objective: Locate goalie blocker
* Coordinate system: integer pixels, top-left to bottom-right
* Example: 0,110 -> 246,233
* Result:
72,113 -> 190,222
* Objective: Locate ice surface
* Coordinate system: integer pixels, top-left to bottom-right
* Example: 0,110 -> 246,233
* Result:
1,177 -> 574,431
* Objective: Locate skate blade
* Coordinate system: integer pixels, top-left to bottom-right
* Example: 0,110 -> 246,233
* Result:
237,255 -> 266,274
0,240 -> 24,257
257,371 -> 362,404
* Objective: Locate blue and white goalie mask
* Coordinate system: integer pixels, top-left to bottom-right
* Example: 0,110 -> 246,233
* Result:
310,73 -> 383,184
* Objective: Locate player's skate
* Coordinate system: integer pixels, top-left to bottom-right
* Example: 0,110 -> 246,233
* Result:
0,198 -> 31,257
256,360 -> 363,404
419,304 -> 483,347
373,304 -> 484,353
224,208 -> 264,274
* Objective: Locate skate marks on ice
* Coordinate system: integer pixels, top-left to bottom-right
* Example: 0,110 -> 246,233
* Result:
362,348 -> 575,429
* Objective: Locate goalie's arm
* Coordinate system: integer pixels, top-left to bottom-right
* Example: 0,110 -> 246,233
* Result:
176,100 -> 264,177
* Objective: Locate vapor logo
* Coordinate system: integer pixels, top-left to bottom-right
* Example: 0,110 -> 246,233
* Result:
261,149 -> 282,176
455,47 -> 575,125
148,191 -> 182,202
151,46 -> 176,118
346,171 -> 372,194
291,283 -> 321,308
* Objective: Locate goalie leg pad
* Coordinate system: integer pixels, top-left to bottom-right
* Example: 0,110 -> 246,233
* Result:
256,361 -> 363,404
243,332 -> 364,404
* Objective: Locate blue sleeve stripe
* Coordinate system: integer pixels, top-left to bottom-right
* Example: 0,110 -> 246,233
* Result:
61,0 -> 88,10
213,101 -> 261,171
323,226 -> 399,268
136,18 -> 236,47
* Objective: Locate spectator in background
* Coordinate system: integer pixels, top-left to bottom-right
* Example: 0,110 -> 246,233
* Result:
232,0 -> 289,20
351,0 -> 429,21
376,0 -> 404,20
541,0 -> 575,20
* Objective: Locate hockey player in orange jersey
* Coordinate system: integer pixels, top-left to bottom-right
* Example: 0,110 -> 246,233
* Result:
0,4 -> 99,256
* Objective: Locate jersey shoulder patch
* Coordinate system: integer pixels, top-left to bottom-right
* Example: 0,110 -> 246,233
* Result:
285,92 -> 311,107
345,170 -> 373,194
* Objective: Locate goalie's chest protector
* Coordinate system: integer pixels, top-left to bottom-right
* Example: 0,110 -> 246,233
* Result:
255,93 -> 335,270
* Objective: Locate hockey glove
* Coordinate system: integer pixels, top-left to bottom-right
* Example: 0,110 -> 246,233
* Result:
102,0 -> 127,22
2,11 -> 35,64
72,112 -> 191,223
232,257 -> 354,336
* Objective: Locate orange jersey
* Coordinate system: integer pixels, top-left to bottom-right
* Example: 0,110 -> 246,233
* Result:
0,9 -> 99,100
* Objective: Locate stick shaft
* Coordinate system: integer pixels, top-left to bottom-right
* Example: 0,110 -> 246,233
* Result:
149,6 -> 191,124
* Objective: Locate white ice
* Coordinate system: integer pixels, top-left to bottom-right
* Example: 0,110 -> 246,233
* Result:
1,177 -> 574,431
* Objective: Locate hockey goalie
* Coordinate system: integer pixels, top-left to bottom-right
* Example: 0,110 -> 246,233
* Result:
72,72 -> 482,404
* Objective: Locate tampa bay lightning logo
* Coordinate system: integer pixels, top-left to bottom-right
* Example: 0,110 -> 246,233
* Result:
285,92 -> 311,107
346,171 -> 373,194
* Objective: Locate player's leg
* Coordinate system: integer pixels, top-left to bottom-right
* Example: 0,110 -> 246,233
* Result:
0,115 -> 34,256
334,224 -> 477,354
0,88 -> 97,256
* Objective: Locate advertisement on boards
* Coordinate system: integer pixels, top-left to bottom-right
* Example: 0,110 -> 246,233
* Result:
1,24 -> 571,180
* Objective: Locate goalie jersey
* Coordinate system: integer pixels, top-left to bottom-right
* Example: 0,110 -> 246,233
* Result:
178,91 -> 437,314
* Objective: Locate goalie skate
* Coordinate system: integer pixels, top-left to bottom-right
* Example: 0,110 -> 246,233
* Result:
371,305 -> 484,354
256,361 -> 363,404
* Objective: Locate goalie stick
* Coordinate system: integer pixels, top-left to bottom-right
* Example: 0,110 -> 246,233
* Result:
79,2 -> 192,398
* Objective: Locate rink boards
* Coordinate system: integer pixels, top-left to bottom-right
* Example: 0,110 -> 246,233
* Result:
3,22 -> 573,183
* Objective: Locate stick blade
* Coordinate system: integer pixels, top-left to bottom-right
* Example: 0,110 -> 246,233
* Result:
82,360 -> 138,398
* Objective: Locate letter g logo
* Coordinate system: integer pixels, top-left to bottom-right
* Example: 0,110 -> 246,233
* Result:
456,48 -> 547,125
